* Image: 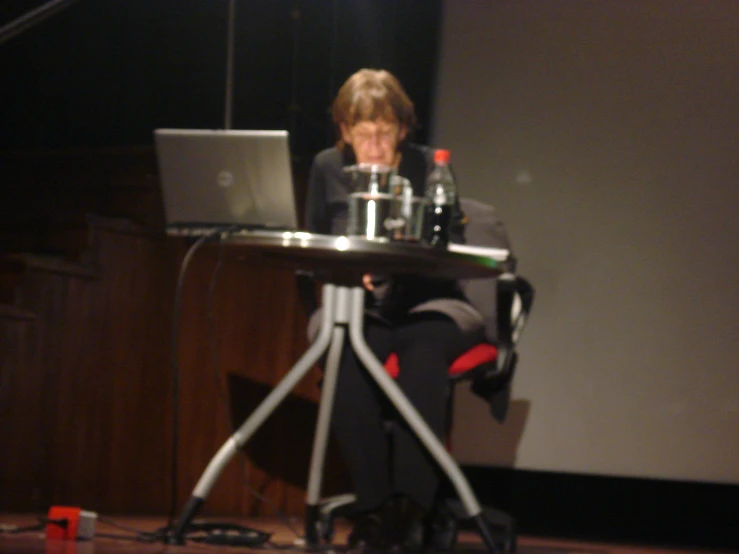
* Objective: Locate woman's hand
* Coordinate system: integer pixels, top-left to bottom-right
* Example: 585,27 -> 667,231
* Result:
362,274 -> 374,291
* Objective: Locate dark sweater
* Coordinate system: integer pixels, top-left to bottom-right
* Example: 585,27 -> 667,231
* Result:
304,143 -> 465,239
304,143 -> 483,329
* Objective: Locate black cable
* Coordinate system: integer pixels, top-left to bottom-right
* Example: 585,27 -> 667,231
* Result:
1,516 -> 67,535
203,239 -> 302,540
2,512 -> 338,551
240,475 -> 302,539
165,225 -> 311,549
288,2 -> 301,156
206,236 -> 228,398
89,520 -> 166,543
327,0 -> 339,145
2,523 -> 44,534
94,532 -> 143,541
0,0 -> 81,45
164,225 -> 283,550
96,516 -> 150,536
167,227 -> 236,530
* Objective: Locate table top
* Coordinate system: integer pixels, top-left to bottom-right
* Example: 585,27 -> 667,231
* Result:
195,230 -> 512,281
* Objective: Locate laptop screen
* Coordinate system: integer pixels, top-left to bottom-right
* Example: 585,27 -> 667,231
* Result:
154,129 -> 298,233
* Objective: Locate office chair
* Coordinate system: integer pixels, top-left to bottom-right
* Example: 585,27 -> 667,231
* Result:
311,271 -> 534,552
303,199 -> 534,552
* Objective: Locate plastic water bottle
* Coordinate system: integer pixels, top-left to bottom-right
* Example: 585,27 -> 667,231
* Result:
423,149 -> 456,248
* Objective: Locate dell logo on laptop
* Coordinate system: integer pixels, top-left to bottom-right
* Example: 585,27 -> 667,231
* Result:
217,170 -> 234,188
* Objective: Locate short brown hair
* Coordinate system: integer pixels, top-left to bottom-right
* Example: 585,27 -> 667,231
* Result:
332,69 -> 417,141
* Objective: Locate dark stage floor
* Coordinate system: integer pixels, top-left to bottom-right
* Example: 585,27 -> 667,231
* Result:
0,514 -> 731,554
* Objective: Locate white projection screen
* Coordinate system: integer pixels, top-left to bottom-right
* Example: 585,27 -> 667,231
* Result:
436,1 -> 739,484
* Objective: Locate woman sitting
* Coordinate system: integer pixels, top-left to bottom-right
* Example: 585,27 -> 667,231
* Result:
304,68 -> 485,551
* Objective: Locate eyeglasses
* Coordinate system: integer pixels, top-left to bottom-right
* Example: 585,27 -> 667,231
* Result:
350,125 -> 400,145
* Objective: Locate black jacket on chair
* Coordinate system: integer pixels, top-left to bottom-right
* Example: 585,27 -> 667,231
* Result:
457,198 -> 533,424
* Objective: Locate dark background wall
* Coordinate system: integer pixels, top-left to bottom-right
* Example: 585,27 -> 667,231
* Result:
0,0 -> 445,522
0,0 -> 443,158
0,0 -> 447,525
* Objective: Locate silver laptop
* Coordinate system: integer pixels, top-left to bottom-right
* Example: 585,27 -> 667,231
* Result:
154,129 -> 298,233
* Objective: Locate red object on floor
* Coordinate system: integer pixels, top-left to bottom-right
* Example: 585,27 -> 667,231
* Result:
45,506 -> 96,541
45,506 -> 80,540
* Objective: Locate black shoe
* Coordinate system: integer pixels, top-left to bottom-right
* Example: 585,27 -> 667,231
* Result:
424,502 -> 458,552
347,511 -> 389,552
395,517 -> 425,552
383,496 -> 427,552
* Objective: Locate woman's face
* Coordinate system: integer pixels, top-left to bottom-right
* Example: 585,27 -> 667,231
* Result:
341,118 -> 407,166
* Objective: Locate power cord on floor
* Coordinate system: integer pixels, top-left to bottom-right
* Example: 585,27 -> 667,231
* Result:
165,226 -> 278,549
1,512 -> 344,551
95,516 -> 146,534
167,226 -> 237,529
203,237 -> 303,542
0,516 -> 68,534
0,514 -> 161,543
166,227 -> 300,549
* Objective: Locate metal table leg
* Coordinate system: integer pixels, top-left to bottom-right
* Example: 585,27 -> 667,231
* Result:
169,284 -> 338,544
171,283 -> 500,553
303,286 -> 350,544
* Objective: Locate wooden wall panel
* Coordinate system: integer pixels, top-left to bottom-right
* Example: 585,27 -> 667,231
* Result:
0,312 -> 39,506
45,226 -> 177,514
172,245 -> 335,517
0,228 -> 177,514
0,223 -> 346,517
0,147 -> 347,518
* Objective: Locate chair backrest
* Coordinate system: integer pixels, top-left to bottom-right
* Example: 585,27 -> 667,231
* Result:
457,198 -> 536,422
459,198 -> 513,251
458,198 -> 514,345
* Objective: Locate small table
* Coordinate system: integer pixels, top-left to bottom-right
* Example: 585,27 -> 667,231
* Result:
171,230 -> 511,553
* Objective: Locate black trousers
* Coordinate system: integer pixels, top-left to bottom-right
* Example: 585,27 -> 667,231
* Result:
331,312 -> 485,513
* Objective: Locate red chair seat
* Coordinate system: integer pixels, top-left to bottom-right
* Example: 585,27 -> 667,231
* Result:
383,343 -> 498,379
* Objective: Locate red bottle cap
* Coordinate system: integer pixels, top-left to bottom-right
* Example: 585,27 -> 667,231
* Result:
434,149 -> 450,164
